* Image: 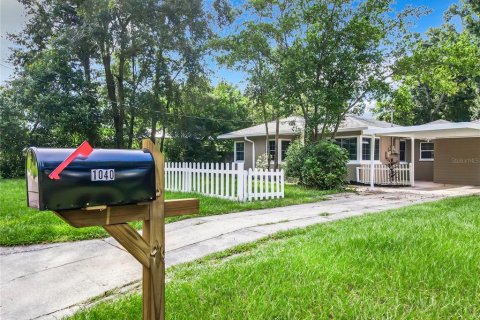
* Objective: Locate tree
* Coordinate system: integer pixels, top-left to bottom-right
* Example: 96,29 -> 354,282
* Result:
286,0 -> 423,140
217,0 -> 424,146
8,0 -> 233,148
448,0 -> 480,40
375,13 -> 480,124
0,47 -> 102,177
163,81 -> 253,162
215,0 -> 303,169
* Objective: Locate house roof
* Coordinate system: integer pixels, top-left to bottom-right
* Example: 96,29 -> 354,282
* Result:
217,115 -> 393,139
363,121 -> 480,139
423,119 -> 452,125
217,116 -> 304,139
337,114 -> 395,132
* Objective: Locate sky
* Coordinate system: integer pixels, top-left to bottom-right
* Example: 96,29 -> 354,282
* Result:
0,0 -> 460,87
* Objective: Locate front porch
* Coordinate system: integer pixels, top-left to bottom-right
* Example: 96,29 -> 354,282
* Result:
356,163 -> 412,186
362,121 -> 480,188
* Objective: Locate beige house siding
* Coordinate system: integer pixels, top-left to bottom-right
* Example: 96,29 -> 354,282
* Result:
400,139 -> 434,181
413,140 -> 434,181
233,134 -> 299,169
433,138 -> 480,185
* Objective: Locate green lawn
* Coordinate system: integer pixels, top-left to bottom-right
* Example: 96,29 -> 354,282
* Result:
0,179 -> 339,246
68,196 -> 480,319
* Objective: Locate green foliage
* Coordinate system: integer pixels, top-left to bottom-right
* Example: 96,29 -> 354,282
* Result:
375,7 -> 480,124
217,0 -> 426,142
1,0 -> 237,178
285,140 -> 348,189
447,0 -> 480,40
0,47 -> 103,178
69,196 -> 480,319
282,140 -> 304,180
163,81 -> 253,162
0,88 -> 29,178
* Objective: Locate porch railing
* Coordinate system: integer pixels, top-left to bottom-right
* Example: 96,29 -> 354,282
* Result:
356,163 -> 412,186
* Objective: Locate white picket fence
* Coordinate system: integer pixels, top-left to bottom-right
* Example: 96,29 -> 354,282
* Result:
356,163 -> 412,186
165,162 -> 285,202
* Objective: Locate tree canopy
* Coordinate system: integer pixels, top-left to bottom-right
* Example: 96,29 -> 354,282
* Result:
216,0 -> 426,142
375,0 -> 480,125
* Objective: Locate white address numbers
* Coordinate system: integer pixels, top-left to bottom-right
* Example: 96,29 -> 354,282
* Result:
91,169 -> 115,181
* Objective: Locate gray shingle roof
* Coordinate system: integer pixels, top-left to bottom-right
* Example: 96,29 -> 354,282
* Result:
422,119 -> 452,125
218,115 -> 394,139
338,114 -> 395,131
217,116 -> 304,139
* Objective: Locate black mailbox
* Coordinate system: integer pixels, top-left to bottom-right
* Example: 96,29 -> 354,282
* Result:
26,148 -> 156,210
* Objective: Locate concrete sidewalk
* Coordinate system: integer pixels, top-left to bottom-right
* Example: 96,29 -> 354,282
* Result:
1,186 -> 479,319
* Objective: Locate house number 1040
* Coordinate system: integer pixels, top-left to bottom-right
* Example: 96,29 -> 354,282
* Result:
91,169 -> 115,181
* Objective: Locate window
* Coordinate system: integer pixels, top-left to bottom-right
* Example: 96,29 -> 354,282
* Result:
362,137 -> 380,161
281,140 -> 291,162
420,142 -> 434,161
234,142 -> 244,162
268,140 -> 276,161
399,140 -> 406,162
268,140 -> 291,162
335,138 -> 357,161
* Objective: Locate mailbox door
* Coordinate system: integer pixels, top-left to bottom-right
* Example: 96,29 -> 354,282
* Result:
26,148 -> 156,210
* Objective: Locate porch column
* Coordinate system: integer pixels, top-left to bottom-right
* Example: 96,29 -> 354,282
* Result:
370,135 -> 375,189
410,137 -> 415,187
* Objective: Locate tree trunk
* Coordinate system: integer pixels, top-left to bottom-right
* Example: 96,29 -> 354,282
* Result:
127,56 -> 137,149
261,100 -> 270,170
128,110 -> 135,149
81,54 -> 91,83
81,53 -> 99,145
319,112 -> 328,141
150,58 -> 163,144
101,50 -> 123,148
150,116 -> 157,143
430,93 -> 445,122
160,126 -> 166,152
330,115 -> 343,139
273,117 -> 280,170
299,98 -> 310,144
115,51 -> 126,148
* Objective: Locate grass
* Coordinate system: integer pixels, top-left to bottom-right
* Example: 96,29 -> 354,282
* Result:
68,196 -> 480,319
0,179 -> 339,246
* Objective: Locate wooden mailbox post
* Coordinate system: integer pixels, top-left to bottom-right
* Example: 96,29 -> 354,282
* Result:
54,139 -> 199,320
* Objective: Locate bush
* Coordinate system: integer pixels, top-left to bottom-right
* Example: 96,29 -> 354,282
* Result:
285,140 -> 348,189
255,153 -> 270,170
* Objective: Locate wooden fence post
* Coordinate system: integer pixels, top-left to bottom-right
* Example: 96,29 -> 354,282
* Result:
142,139 -> 165,320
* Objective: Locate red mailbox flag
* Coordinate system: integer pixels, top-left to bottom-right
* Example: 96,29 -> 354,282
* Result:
48,140 -> 94,180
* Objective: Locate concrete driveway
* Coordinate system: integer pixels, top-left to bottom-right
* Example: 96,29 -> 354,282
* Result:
1,186 -> 479,319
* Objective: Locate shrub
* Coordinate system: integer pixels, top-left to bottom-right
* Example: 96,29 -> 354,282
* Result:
255,153 -> 270,170
282,140 -> 303,178
285,140 -> 348,189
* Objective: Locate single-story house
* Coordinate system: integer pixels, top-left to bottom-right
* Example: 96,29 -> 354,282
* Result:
218,115 -> 480,186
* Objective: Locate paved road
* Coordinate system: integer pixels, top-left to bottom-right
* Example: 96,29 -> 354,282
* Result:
1,185 -> 478,319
